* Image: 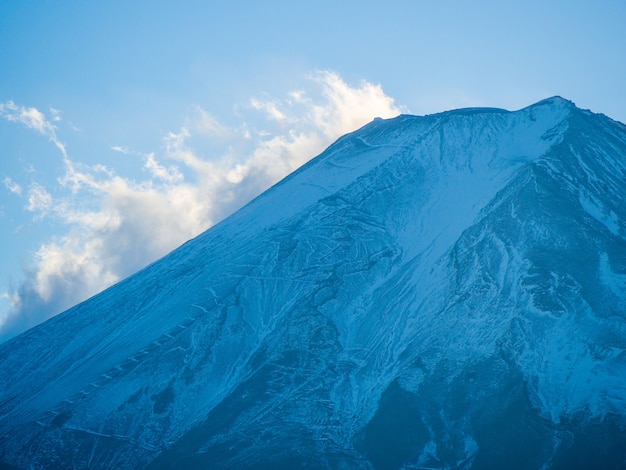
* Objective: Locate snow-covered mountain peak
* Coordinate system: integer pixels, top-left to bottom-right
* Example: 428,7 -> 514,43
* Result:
229,98 -> 573,237
528,94 -> 575,108
1,98 -> 625,469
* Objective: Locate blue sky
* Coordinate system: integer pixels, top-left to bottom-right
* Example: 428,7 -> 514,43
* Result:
1,0 -> 625,342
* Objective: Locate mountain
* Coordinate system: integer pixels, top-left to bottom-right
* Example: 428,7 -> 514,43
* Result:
1,97 -> 625,469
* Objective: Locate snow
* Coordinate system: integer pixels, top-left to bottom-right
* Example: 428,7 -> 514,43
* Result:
599,252 -> 626,299
579,191 -> 620,235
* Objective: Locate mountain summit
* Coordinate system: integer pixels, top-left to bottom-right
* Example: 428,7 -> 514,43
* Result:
1,97 -> 625,469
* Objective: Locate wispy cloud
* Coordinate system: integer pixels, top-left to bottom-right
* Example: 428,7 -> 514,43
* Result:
144,153 -> 184,184
0,71 -> 403,343
250,96 -> 287,122
49,107 -> 62,122
3,177 -> 22,196
110,145 -> 130,154
26,183 -> 52,213
190,107 -> 236,140
0,101 -> 68,158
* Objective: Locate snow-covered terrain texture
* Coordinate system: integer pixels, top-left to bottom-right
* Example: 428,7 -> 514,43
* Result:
1,97 -> 625,469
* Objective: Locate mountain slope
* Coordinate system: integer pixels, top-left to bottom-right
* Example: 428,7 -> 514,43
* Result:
1,97 -> 625,469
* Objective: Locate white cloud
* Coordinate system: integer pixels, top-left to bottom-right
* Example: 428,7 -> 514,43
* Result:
26,183 -> 52,213
0,293 -> 14,326
0,70 -> 404,343
111,145 -> 130,154
191,107 -> 235,139
310,70 -> 404,136
3,177 -> 22,196
50,107 -> 62,122
144,153 -> 183,184
251,97 -> 287,122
